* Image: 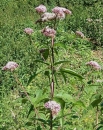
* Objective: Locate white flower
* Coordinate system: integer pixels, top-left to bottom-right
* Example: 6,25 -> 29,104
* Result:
2,61 -> 19,71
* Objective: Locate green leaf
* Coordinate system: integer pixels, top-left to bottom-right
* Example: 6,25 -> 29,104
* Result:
53,97 -> 65,128
60,70 -> 67,83
27,68 -> 46,86
53,97 -> 65,110
34,60 -> 49,65
54,60 -> 70,66
91,95 -> 102,107
39,48 -> 49,60
73,100 -> 85,108
56,93 -> 74,103
96,126 -> 103,130
54,42 -> 67,50
60,68 -> 84,79
27,104 -> 34,118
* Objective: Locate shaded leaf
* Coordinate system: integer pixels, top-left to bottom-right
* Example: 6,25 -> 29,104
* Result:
27,104 -> 34,118
96,126 -> 103,130
91,95 -> 102,107
40,48 -> 49,60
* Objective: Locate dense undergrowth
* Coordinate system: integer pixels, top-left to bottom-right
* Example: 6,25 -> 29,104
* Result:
0,0 -> 103,130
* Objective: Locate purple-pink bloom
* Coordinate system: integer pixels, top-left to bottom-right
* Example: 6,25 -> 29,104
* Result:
52,6 -> 72,19
2,61 -> 19,71
24,28 -> 34,35
41,26 -> 56,38
44,101 -> 61,116
86,61 -> 101,70
75,31 -> 85,38
35,5 -> 47,14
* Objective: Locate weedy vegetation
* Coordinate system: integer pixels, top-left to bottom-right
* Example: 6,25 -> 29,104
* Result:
0,0 -> 103,130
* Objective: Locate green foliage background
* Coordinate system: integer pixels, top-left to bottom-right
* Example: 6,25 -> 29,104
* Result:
0,0 -> 103,130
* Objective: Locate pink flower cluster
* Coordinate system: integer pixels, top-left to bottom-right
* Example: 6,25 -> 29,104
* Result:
35,5 -> 47,14
52,6 -> 72,19
2,61 -> 19,71
41,26 -> 56,38
44,101 -> 61,116
24,28 -> 34,35
75,31 -> 85,38
86,61 -> 101,70
41,12 -> 56,21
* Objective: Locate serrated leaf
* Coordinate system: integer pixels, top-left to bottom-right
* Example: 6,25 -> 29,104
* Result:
60,68 -> 84,79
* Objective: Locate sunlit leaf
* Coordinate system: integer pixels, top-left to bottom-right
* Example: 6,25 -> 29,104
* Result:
60,68 -> 84,79
54,42 -> 67,50
54,60 -> 70,65
73,100 -> 85,108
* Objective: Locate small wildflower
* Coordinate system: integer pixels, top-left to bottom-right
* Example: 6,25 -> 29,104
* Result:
96,79 -> 103,83
41,12 -> 56,21
75,31 -> 85,38
86,61 -> 101,70
35,5 -> 47,14
41,26 -> 56,38
52,6 -> 71,19
2,61 -> 19,71
86,18 -> 93,22
44,101 -> 61,116
95,19 -> 102,22
36,12 -> 56,23
24,28 -> 34,35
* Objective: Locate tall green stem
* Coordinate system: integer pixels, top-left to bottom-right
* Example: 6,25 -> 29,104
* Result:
50,37 -> 55,130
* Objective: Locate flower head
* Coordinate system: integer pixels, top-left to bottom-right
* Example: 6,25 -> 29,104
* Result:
35,5 -> 47,14
35,12 -> 56,23
41,12 -> 56,21
41,26 -> 56,38
86,61 -> 101,70
96,79 -> 103,83
75,31 -> 85,38
52,6 -> 71,19
24,28 -> 34,35
44,101 -> 61,116
2,61 -> 19,71
86,18 -> 93,22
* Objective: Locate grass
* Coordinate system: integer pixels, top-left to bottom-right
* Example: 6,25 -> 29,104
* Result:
0,1 -> 103,130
